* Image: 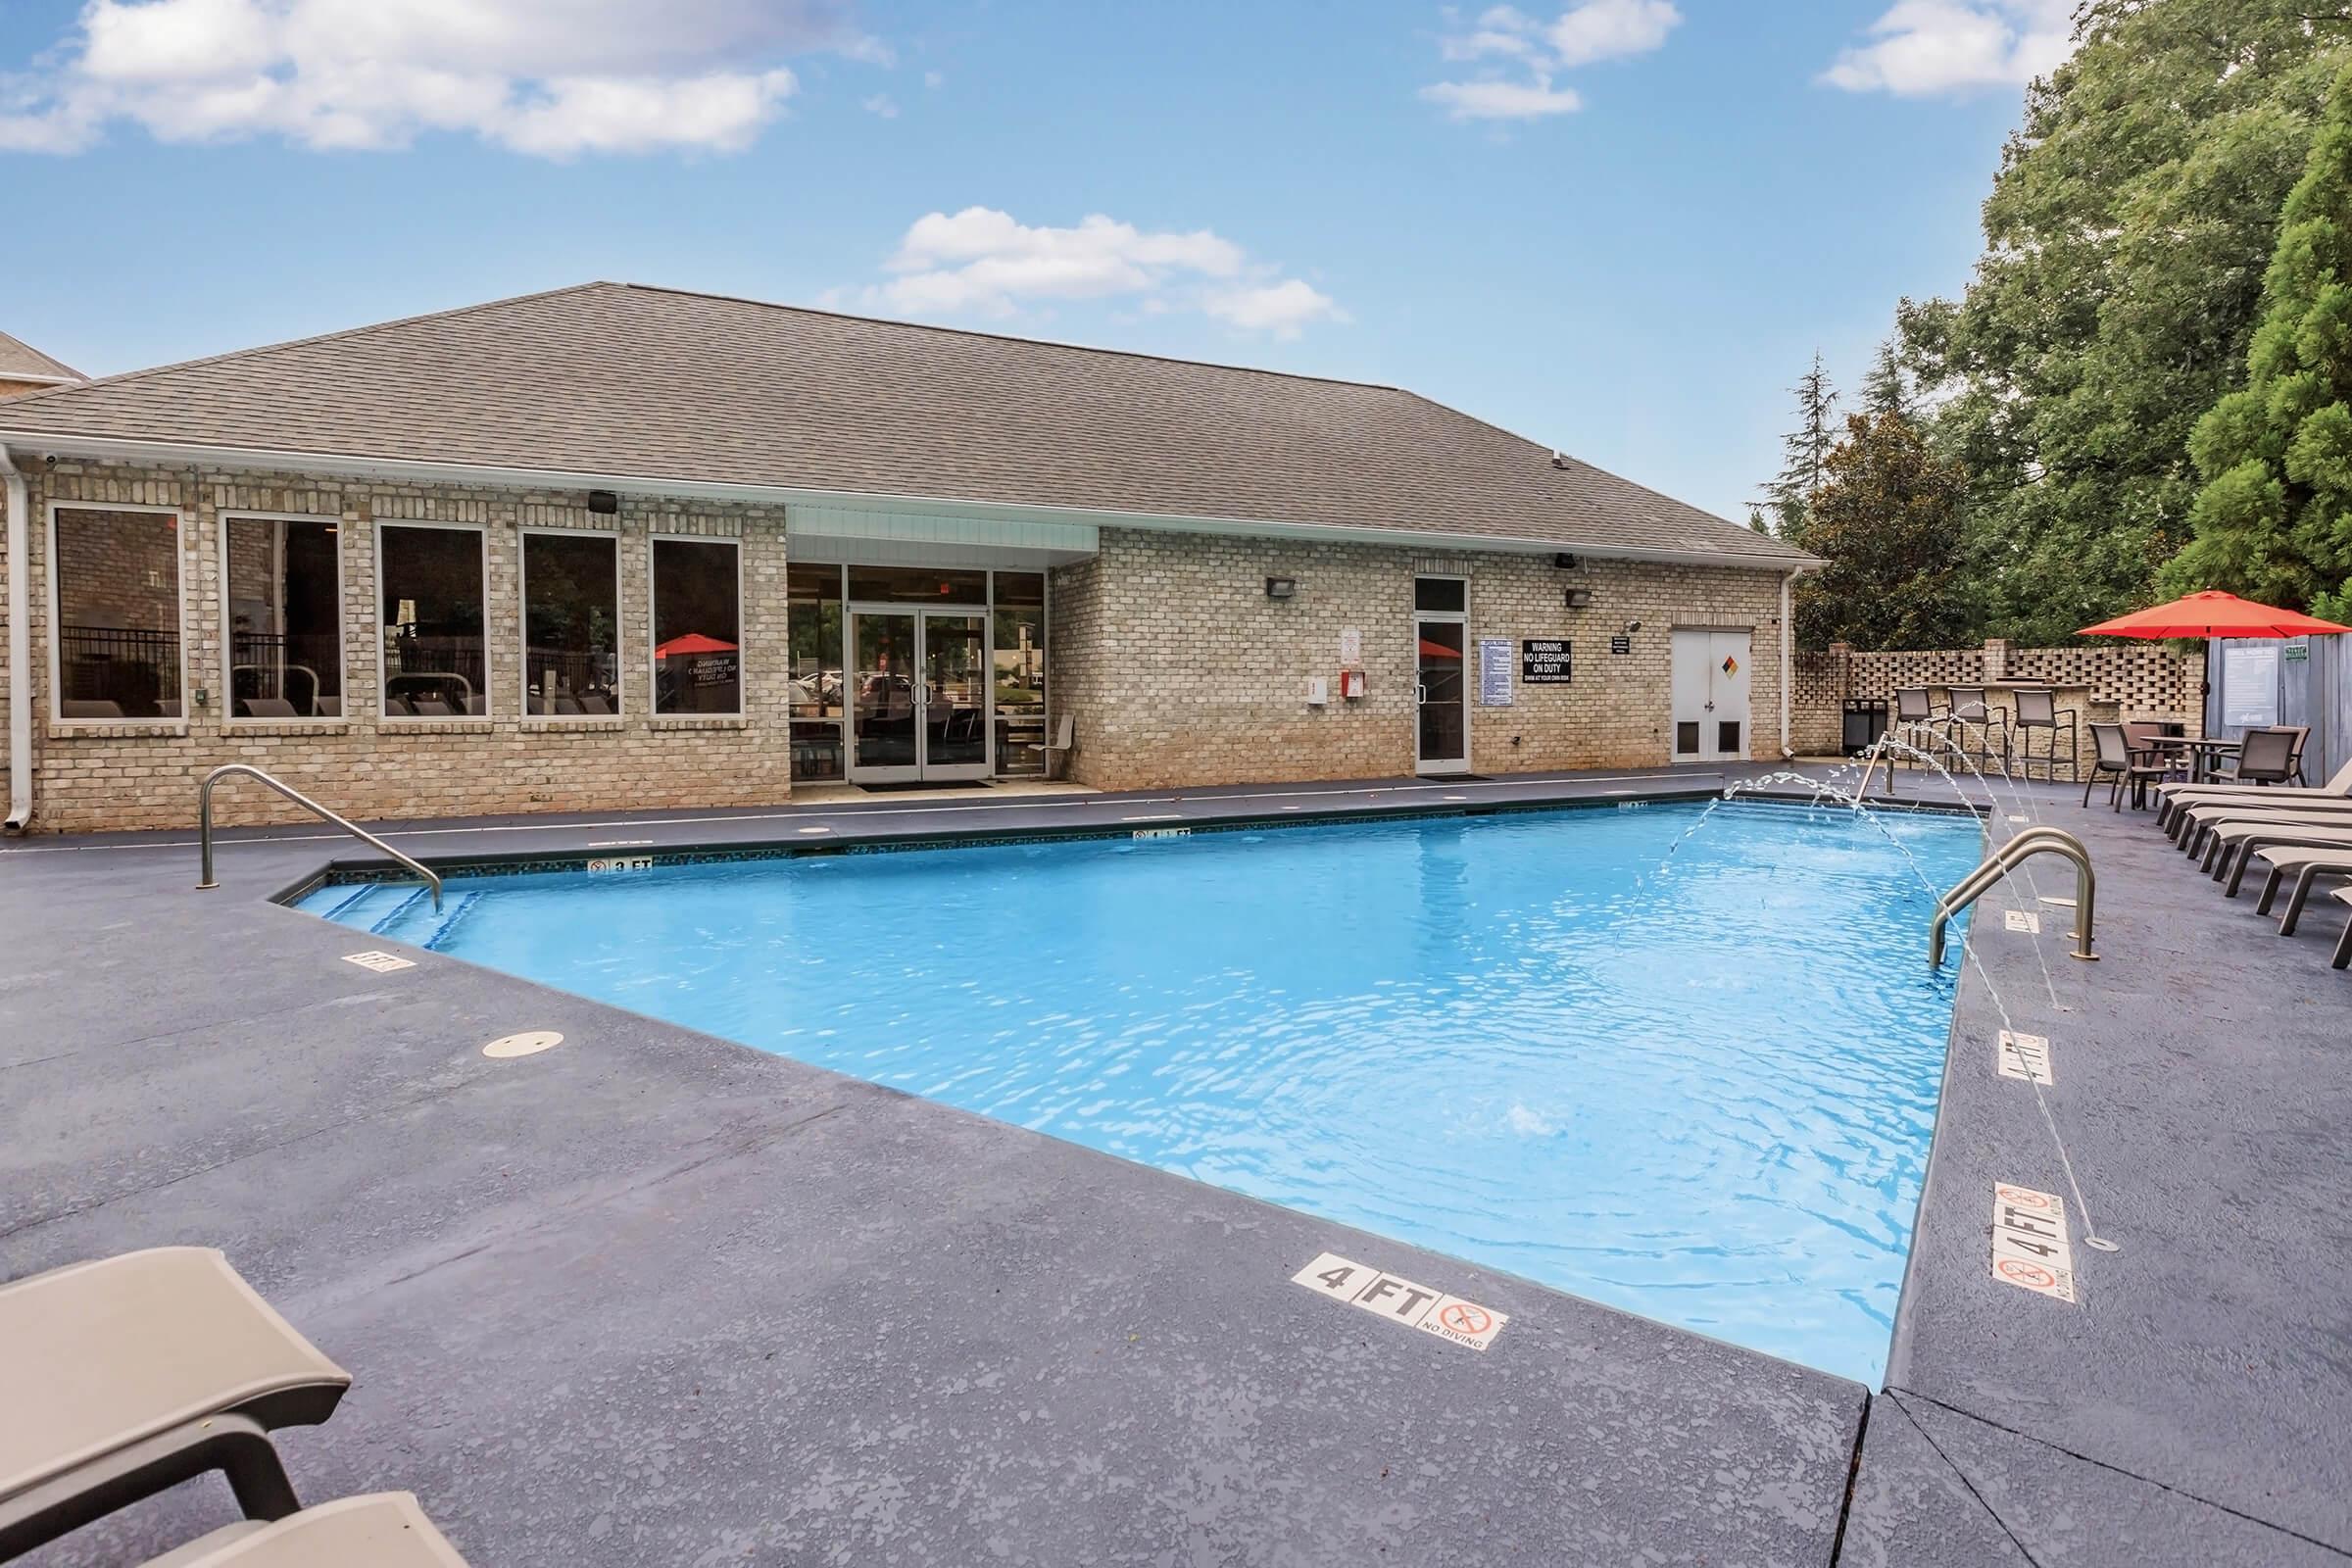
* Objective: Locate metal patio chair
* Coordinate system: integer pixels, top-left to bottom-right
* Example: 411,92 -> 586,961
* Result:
2011,687 -> 2078,782
1943,685 -> 2009,773
2085,722 -> 2168,809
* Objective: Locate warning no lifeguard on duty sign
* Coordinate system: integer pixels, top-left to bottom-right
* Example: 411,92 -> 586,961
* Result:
1291,1251 -> 1508,1351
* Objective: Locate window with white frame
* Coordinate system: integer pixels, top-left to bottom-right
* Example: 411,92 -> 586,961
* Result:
521,531 -> 621,716
224,514 -> 343,719
378,523 -> 487,717
51,505 -> 184,721
652,537 -> 742,715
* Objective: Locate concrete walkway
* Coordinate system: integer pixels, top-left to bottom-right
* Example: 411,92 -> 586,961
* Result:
2,764 -> 2346,1565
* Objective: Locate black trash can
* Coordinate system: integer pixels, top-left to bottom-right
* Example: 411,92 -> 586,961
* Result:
1842,698 -> 1889,756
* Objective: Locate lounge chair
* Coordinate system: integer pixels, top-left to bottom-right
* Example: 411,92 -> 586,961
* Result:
0,1248 -> 350,1560
2171,798 -> 2352,858
2156,756 -> 2352,833
237,697 -> 300,719
2203,821 -> 2352,889
2332,887 -> 2352,970
143,1492 -> 468,1567
1045,712 -> 1075,781
2084,721 -> 2169,809
2249,847 -> 2352,935
59,700 -> 125,719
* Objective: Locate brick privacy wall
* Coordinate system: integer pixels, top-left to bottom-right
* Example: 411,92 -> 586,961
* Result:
1049,527 -> 1789,789
2,459 -> 793,832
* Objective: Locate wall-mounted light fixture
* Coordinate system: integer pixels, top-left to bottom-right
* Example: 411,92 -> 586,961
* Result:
1265,576 -> 1298,601
1552,552 -> 1581,570
587,489 -> 619,515
1564,586 -> 1593,610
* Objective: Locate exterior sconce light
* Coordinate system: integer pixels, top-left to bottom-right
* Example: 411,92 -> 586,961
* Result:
1265,576 -> 1298,601
587,489 -> 619,515
1564,587 -> 1593,610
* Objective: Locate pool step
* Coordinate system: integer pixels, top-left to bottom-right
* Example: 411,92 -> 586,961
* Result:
310,882 -> 418,933
419,891 -> 483,952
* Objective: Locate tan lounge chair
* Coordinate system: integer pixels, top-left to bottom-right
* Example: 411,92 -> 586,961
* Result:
2333,887 -> 2352,969
2250,847 -> 2352,934
2203,821 -> 2352,888
2156,756 -> 2352,829
0,1249 -> 350,1560
145,1492 -> 468,1567
2176,800 -> 2352,858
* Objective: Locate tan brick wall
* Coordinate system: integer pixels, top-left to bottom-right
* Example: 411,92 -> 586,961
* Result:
1049,527 -> 1789,790
3,459 -> 794,832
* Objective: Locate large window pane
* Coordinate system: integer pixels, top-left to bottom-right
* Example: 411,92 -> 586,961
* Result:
848,564 -> 987,605
993,572 -> 1047,776
379,524 -> 486,717
225,514 -> 341,718
787,564 -> 844,718
654,538 -> 742,714
522,532 -> 620,716
53,506 -> 182,720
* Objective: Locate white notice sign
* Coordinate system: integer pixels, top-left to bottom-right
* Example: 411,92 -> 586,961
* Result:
2221,642 -> 2280,728
1291,1250 -> 1508,1350
1339,626 -> 1362,666
1477,639 -> 1513,706
1997,1031 -> 2053,1086
1990,1184 -> 2077,1302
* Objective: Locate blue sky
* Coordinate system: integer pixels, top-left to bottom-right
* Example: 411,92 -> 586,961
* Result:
0,0 -> 2066,523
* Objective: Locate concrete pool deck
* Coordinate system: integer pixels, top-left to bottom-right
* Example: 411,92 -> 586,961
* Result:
2,763 -> 2346,1565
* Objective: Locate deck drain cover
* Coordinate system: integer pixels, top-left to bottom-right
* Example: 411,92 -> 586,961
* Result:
483,1030 -> 564,1059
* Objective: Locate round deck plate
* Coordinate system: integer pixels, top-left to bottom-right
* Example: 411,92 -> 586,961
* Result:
483,1030 -> 564,1059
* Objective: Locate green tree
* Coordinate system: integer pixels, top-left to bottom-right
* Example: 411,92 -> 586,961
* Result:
1859,338 -> 1909,418
1792,412 -> 1976,651
1762,352 -> 1838,534
2163,59 -> 2352,619
1902,0 -> 2351,641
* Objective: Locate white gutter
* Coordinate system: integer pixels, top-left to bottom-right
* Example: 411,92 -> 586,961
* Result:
2,445 -> 30,830
0,429 -> 1822,577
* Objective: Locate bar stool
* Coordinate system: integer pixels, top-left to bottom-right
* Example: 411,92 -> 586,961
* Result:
2011,687 -> 2078,782
1892,687 -> 1939,766
1944,686 -> 2010,773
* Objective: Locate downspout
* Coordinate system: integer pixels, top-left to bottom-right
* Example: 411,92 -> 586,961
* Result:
3,445 -> 30,830
1779,566 -> 1799,760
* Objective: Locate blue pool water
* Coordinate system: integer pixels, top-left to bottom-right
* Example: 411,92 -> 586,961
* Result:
303,799 -> 1982,1384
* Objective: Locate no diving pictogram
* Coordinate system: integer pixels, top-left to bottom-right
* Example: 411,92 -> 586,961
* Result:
1439,1301 -> 1493,1336
1995,1257 -> 2057,1291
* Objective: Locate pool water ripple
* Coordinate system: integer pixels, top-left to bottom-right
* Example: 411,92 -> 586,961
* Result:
307,799 -> 1981,1384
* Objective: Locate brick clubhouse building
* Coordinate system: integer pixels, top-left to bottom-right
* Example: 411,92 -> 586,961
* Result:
0,284 -> 1814,832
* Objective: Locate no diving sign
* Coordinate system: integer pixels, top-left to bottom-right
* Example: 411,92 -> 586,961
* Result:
1290,1250 -> 1508,1351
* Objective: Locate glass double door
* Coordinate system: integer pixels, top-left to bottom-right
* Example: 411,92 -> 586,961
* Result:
849,610 -> 990,782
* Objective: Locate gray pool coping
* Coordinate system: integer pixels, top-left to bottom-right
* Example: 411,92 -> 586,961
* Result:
3,763 -> 2346,1565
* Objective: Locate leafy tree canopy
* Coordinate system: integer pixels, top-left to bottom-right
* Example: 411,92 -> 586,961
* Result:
2163,57 -> 2352,620
1899,0 -> 2350,642
1790,412 -> 1977,650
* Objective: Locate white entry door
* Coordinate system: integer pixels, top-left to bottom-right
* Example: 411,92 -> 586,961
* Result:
1670,629 -> 1752,762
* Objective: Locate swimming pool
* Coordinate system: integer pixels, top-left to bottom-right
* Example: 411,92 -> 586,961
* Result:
301,798 -> 1982,1384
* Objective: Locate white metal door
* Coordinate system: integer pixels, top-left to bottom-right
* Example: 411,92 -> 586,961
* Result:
1671,629 -> 1751,761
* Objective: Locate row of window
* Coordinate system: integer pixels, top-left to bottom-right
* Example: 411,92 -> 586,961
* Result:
49,505 -> 743,722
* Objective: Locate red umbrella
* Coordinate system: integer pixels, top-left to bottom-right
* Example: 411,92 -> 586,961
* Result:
654,632 -> 739,659
1417,637 -> 1462,660
2078,590 -> 2351,639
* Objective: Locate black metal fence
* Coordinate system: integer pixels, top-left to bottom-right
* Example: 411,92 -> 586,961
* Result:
59,624 -> 179,715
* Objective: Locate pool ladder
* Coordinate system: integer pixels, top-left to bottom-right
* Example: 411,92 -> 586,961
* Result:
195,762 -> 443,910
1930,827 -> 2095,966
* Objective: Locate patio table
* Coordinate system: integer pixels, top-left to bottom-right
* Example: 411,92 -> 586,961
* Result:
2146,735 -> 2240,784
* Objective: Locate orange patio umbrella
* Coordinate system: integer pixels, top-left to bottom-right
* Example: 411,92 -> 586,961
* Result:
2077,590 -> 2352,639
654,632 -> 740,659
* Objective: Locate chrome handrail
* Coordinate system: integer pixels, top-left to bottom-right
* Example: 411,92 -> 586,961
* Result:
1930,825 -> 2094,966
196,763 -> 442,910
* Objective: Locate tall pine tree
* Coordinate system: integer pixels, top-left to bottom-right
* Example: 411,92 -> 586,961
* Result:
1763,352 -> 1838,535
2163,58 -> 2352,619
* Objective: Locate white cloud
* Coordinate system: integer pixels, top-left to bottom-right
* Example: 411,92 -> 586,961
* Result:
0,0 -> 881,157
1203,280 -> 1347,339
1423,1 -> 1680,122
861,92 -> 898,119
840,206 -> 1344,337
1822,0 -> 2074,97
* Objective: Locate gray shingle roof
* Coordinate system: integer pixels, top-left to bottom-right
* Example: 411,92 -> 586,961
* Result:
0,282 -> 1809,566
0,330 -> 83,385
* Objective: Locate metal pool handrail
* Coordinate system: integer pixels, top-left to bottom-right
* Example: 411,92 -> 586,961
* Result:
195,762 -> 442,910
1930,825 -> 2094,966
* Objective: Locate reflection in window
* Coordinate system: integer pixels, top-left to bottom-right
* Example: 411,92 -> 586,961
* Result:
653,538 -> 742,714
788,563 -> 845,782
847,564 -> 987,605
226,515 -> 341,718
522,532 -> 620,716
53,507 -> 183,720
379,524 -> 486,717
993,572 -> 1048,776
